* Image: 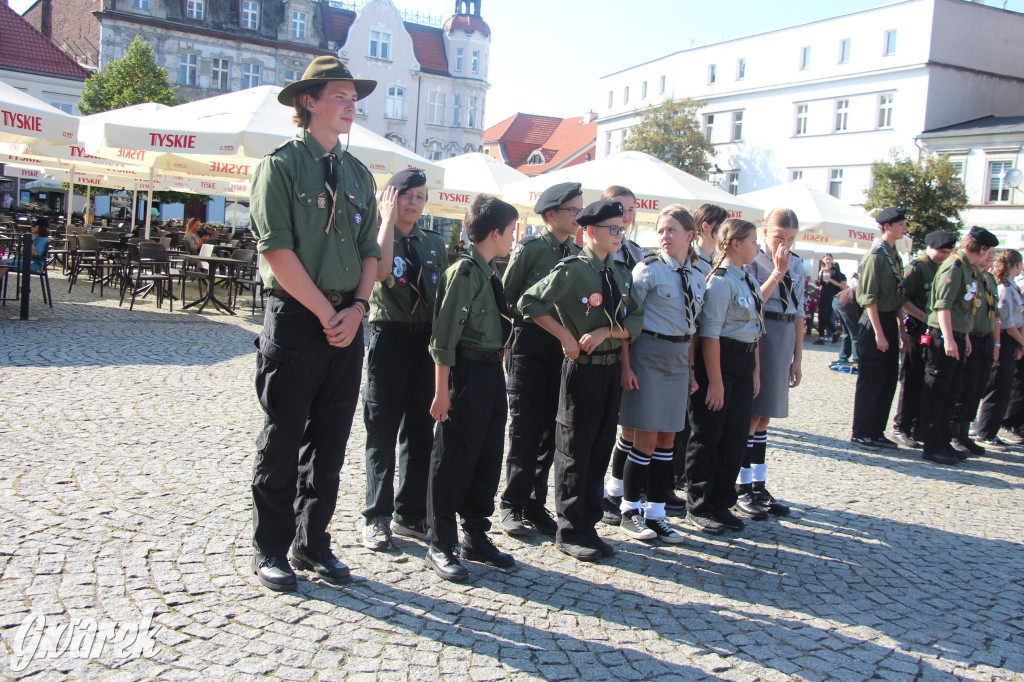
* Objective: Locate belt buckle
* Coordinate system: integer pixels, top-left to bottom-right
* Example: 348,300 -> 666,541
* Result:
325,290 -> 342,305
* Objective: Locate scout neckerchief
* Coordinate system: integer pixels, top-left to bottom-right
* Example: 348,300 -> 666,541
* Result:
323,153 -> 339,234
489,272 -> 514,345
951,251 -> 981,314
981,272 -> 996,319
664,253 -> 697,330
559,240 -> 571,258
401,233 -> 423,315
601,265 -> 627,331
762,248 -> 798,314
871,238 -> 904,296
742,268 -> 764,334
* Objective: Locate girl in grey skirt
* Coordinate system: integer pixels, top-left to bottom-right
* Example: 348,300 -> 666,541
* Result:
738,208 -> 804,518
615,205 -> 705,543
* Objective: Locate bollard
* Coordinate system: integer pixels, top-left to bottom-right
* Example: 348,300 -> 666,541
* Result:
19,232 -> 31,321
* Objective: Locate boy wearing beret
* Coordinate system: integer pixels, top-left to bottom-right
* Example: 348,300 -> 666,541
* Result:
499,182 -> 583,537
519,200 -> 644,562
425,194 -> 519,582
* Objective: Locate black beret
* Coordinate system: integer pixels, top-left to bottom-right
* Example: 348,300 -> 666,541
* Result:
385,168 -> 427,196
924,230 -> 956,249
534,182 -> 583,214
968,226 -> 999,248
576,200 -> 624,227
875,207 -> 907,225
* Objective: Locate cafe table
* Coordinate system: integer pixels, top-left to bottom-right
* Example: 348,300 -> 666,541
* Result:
179,254 -> 247,314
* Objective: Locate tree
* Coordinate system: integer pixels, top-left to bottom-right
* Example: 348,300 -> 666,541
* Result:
865,149 -> 968,251
623,98 -> 714,178
78,36 -> 180,115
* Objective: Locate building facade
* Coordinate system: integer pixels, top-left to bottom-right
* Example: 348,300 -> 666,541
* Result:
596,0 -> 1024,206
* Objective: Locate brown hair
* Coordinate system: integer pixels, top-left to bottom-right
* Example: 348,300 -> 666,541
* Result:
658,203 -> 698,265
186,217 -> 201,234
602,185 -> 635,202
994,249 -> 1022,283
960,234 -> 989,254
692,203 -> 729,239
764,207 -> 799,231
291,83 -> 328,128
707,218 -> 757,282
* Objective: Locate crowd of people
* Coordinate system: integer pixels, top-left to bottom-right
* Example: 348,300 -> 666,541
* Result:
244,55 -> 1018,593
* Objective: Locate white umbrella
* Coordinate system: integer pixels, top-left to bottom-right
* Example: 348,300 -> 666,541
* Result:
0,79 -> 78,144
424,153 -> 526,219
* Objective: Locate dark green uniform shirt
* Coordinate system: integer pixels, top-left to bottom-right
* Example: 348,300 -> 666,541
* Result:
369,225 -> 446,324
971,269 -> 1000,335
857,239 -> 906,313
927,251 -> 976,334
429,245 -> 507,366
519,245 -> 644,354
902,255 -> 939,318
249,128 -> 381,292
502,229 -> 581,316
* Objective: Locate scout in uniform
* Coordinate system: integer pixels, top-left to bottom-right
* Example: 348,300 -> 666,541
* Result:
684,219 -> 763,535
424,194 -> 518,582
893,230 -> 955,448
605,185 -> 646,270
738,208 -> 804,520
919,227 -> 999,465
976,249 -> 1024,447
361,169 -> 446,551
614,205 -> 703,544
520,200 -> 644,562
850,207 -> 909,451
249,56 -> 381,591
499,182 -> 583,538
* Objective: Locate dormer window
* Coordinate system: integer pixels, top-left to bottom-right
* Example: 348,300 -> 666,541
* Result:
241,0 -> 259,30
527,151 -> 545,166
186,0 -> 204,20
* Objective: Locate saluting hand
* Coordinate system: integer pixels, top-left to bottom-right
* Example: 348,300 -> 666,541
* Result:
378,186 -> 399,227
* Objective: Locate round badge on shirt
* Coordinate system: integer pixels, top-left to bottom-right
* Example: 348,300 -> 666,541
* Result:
589,293 -> 603,306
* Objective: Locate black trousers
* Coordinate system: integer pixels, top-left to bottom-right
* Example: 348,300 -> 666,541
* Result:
362,327 -> 434,525
426,354 -> 507,547
554,358 -> 622,542
957,334 -> 993,426
920,331 -> 966,454
673,422 -> 691,486
852,311 -> 899,439
894,325 -> 926,437
818,292 -> 836,338
501,323 -> 561,510
685,341 -> 756,516
1003,355 -> 1024,428
252,294 -> 363,557
977,332 -> 1019,440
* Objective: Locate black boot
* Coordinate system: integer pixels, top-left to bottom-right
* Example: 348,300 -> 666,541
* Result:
734,483 -> 768,520
460,531 -> 515,568
751,482 -> 791,516
952,421 -> 985,457
252,551 -> 297,592
424,543 -> 469,581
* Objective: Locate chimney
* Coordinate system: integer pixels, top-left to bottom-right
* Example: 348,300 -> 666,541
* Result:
40,0 -> 53,38
582,111 -> 597,124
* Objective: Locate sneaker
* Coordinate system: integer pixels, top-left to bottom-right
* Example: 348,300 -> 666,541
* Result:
893,430 -> 922,449
620,509 -> 656,541
601,495 -> 623,526
975,436 -> 1005,450
872,435 -> 899,450
664,491 -> 687,513
751,483 -> 791,516
711,508 -> 745,531
499,507 -> 529,537
362,516 -> 394,551
391,519 -> 427,540
850,436 -> 879,451
1000,427 -> 1024,445
522,503 -> 558,536
685,511 -> 725,535
645,517 -> 685,544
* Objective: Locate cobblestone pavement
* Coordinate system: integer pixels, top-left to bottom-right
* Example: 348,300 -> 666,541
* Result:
1,277 -> 1023,681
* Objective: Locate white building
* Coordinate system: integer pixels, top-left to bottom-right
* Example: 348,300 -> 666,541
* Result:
596,0 -> 1024,206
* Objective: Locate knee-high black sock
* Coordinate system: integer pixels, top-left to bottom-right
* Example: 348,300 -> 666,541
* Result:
649,448 -> 673,504
610,434 -> 632,481
622,446 -> 650,503
751,430 -> 768,483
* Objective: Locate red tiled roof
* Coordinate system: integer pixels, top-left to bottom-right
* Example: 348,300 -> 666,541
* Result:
322,5 -> 356,47
484,113 -> 595,173
404,22 -> 449,76
0,2 -> 90,80
519,116 -> 598,175
484,113 -> 561,146
443,14 -> 490,38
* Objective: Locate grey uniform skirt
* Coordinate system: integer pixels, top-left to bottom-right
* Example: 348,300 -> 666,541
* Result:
619,333 -> 690,432
752,317 -> 796,419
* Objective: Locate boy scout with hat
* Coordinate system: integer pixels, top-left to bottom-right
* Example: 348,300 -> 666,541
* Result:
249,56 -> 380,591
519,200 -> 644,562
499,182 -> 583,538
850,207 -> 909,451
893,229 -> 955,448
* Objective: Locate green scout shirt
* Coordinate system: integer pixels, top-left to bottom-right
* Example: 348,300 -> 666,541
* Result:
856,240 -> 906,313
369,225 -> 446,324
971,269 -> 999,335
502,229 -> 581,317
249,128 -> 381,293
902,255 -> 939,316
927,251 -> 976,334
519,245 -> 644,354
429,245 -> 508,366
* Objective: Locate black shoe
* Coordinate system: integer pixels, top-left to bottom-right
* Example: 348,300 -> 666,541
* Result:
555,537 -> 602,562
461,531 -> 515,568
362,516 -> 394,551
850,436 -> 879,451
522,502 -> 558,536
499,506 -> 529,537
252,552 -> 297,592
922,449 -> 959,466
872,435 -> 899,450
289,546 -> 351,585
893,430 -> 922,449
391,518 -> 427,540
424,544 -> 469,582
601,495 -> 623,526
1000,428 -> 1024,445
684,511 -> 725,535
712,507 -> 745,531
975,436 -> 1005,450
954,436 -> 985,456
664,490 -> 687,513
751,482 -> 791,516
813,338 -> 825,345
734,485 -> 768,520
586,530 -> 617,558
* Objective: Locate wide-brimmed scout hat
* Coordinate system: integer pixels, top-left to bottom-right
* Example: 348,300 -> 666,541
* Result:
277,56 -> 377,106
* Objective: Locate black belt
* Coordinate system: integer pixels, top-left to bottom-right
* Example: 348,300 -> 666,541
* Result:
372,321 -> 432,334
764,311 -> 796,323
457,347 -> 503,364
970,332 -> 991,339
271,288 -> 353,306
642,329 -> 691,343
573,350 -> 622,365
719,337 -> 758,353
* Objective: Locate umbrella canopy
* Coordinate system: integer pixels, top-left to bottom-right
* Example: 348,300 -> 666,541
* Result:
0,79 -> 78,144
424,153 -> 527,218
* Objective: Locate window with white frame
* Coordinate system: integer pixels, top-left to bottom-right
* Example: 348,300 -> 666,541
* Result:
737,58 -> 746,80
452,95 -> 462,127
241,0 -> 259,29
800,46 -> 811,70
884,30 -> 897,56
659,75 -> 666,94
623,86 -> 629,105
186,0 -> 204,20
726,171 -> 740,195
791,170 -> 803,181
641,81 -> 647,99
704,114 -> 714,142
708,64 -> 717,84
605,131 -> 612,155
282,68 -> 297,84
731,111 -> 743,142
178,53 -> 197,86
456,48 -> 464,72
386,85 -> 406,120
212,58 -> 229,90
48,101 -> 73,113
945,156 -> 966,183
988,160 -> 1014,202
133,0 -> 149,9
471,50 -> 480,73
356,97 -> 367,115
607,90 -> 613,108
370,31 -> 391,60
828,169 -> 844,198
835,99 -> 849,132
795,104 -> 808,135
291,11 -> 306,39
468,96 -> 478,129
427,91 -> 446,125
242,63 -> 260,88
839,38 -> 850,63
877,93 -> 894,128
385,132 -> 406,147
426,139 -> 443,161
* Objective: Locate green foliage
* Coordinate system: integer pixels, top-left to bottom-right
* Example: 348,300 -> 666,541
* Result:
623,98 -> 714,178
78,36 -> 180,115
865,149 -> 968,251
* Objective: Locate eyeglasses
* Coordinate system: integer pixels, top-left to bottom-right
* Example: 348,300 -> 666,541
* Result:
591,223 -> 625,236
553,207 -> 582,217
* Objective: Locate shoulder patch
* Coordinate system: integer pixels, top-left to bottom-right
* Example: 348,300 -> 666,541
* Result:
871,245 -> 884,255
457,258 -> 474,277
266,138 -> 296,157
713,267 -> 727,276
559,255 -> 580,264
642,252 -> 660,265
953,259 -> 963,268
519,234 -> 539,246
424,228 -> 442,236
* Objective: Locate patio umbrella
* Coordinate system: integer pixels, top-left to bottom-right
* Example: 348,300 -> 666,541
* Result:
0,79 -> 78,145
424,153 -> 526,219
